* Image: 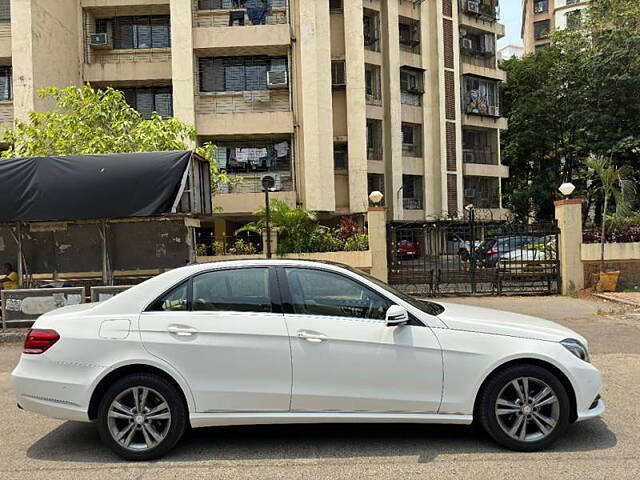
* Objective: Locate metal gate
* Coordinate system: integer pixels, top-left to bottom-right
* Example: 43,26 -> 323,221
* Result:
387,215 -> 560,296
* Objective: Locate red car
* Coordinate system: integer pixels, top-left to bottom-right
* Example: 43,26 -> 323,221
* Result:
397,239 -> 420,258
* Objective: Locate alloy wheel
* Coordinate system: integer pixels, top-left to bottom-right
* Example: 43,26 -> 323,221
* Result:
107,386 -> 172,451
494,377 -> 560,442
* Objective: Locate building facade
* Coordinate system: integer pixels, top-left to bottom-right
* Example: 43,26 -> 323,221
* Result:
0,0 -> 508,236
521,0 -> 590,54
497,44 -> 524,63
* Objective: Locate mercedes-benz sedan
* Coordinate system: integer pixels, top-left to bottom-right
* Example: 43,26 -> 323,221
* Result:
12,260 -> 604,460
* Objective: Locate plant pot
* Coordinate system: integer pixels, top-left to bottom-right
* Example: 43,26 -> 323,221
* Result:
595,271 -> 620,293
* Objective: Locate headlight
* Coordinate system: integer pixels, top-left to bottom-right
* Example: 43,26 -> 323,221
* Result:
561,338 -> 590,363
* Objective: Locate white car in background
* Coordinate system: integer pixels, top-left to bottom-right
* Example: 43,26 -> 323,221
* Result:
12,260 -> 603,460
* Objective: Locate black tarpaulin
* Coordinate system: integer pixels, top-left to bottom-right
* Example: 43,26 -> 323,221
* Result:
0,151 -> 193,222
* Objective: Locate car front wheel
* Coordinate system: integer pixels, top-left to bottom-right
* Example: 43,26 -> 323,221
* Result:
477,364 -> 570,451
96,373 -> 187,460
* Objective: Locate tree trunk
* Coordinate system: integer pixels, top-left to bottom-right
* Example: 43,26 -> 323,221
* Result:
600,193 -> 608,274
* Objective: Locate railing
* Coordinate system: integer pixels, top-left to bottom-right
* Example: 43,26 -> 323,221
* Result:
217,172 -> 294,194
402,144 -> 422,157
367,146 -> 383,161
462,148 -> 497,165
87,48 -> 171,65
403,198 -> 423,210
401,91 -> 422,106
366,93 -> 382,106
194,0 -> 288,28
399,40 -> 420,54
197,89 -> 291,114
461,52 -> 496,69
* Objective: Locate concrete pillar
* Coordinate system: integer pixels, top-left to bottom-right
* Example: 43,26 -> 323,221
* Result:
170,0 -> 197,142
344,1 -> 368,214
367,207 -> 388,282
554,198 -> 585,294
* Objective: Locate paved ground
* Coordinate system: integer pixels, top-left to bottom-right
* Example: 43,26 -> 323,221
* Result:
1,295 -> 640,479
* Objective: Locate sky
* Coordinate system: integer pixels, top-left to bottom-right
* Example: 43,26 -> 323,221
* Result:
498,0 -> 524,48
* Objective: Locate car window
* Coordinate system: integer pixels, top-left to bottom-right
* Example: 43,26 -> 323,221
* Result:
149,282 -> 188,312
284,268 -> 389,320
192,268 -> 271,313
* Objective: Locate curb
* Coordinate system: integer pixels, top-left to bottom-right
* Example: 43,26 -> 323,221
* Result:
593,293 -> 640,308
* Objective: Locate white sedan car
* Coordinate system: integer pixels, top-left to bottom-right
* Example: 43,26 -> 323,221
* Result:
12,260 -> 604,460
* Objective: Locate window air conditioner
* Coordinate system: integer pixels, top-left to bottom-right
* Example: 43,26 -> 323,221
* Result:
261,173 -> 282,192
463,151 -> 475,163
267,70 -> 288,89
489,106 -> 500,117
461,38 -> 473,51
464,188 -> 476,198
466,1 -> 480,14
89,33 -> 112,49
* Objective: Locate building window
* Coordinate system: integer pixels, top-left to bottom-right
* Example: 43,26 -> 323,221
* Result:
0,66 -> 11,101
365,64 -> 382,105
566,10 -> 582,29
120,87 -> 172,119
463,76 -> 500,117
366,119 -> 383,160
566,0 -> 579,5
331,61 -> 346,87
363,9 -> 380,52
533,0 -> 548,14
462,0 -> 499,22
329,0 -> 343,12
534,19 -> 550,40
214,137 -> 293,194
463,176 -> 500,208
198,0 -> 285,9
399,17 -> 420,53
462,129 -> 496,165
96,15 -> 171,49
367,174 -> 385,206
460,30 -> 495,59
402,175 -> 423,210
0,0 -> 9,22
401,123 -> 422,157
400,68 -> 424,106
199,56 -> 287,92
334,144 -> 348,170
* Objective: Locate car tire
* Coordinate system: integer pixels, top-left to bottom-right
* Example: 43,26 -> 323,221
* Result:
477,364 -> 570,452
96,373 -> 187,461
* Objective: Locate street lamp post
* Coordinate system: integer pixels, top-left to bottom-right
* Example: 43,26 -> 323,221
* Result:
262,175 -> 276,259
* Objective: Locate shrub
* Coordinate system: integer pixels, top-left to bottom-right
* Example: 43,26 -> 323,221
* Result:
344,234 -> 369,251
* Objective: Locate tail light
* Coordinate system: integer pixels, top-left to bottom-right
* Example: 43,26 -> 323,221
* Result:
487,247 -> 498,255
23,329 -> 60,354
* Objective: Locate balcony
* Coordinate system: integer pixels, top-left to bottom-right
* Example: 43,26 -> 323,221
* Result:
460,0 -> 499,22
193,0 -> 290,54
462,75 -> 501,117
195,0 -> 288,28
459,31 -> 503,79
463,175 -> 500,209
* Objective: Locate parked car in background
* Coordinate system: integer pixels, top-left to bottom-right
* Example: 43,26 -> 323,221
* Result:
397,238 -> 421,258
12,260 -> 603,460
476,235 -> 540,268
500,235 -> 557,263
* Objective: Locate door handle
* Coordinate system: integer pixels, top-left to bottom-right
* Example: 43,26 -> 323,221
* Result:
297,330 -> 327,343
167,325 -> 197,337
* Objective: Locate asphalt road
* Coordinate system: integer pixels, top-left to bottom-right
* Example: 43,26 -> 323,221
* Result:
1,296 -> 639,479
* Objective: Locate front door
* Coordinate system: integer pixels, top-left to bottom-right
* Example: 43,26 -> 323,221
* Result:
279,266 -> 442,413
139,266 -> 291,413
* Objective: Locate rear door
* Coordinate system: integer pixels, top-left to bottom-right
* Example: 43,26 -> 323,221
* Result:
139,266 -> 292,413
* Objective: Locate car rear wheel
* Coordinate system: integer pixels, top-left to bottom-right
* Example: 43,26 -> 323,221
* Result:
477,364 -> 570,451
96,373 -> 187,460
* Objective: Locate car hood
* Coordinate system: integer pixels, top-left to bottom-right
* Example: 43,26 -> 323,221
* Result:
436,302 -> 587,345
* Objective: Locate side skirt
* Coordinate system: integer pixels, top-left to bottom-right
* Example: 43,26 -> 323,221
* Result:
189,412 -> 473,428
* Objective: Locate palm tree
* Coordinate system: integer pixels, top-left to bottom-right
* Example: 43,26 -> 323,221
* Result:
584,154 -> 637,274
236,199 -> 318,254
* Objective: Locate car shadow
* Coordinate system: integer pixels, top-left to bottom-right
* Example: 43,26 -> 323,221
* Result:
26,418 -> 617,464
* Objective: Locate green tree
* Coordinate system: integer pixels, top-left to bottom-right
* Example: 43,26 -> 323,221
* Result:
0,85 -> 234,192
500,0 -> 640,220
584,155 -> 636,273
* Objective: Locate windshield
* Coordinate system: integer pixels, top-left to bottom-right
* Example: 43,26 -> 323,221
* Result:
346,266 -> 445,316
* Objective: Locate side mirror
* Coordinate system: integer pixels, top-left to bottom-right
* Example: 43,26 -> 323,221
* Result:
385,305 -> 409,327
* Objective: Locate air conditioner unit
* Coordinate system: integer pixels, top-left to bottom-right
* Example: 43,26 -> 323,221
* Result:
466,1 -> 480,14
332,62 -> 346,87
489,106 -> 500,117
267,70 -> 288,89
89,33 -> 112,49
261,173 -> 282,192
461,38 -> 473,51
464,188 -> 476,198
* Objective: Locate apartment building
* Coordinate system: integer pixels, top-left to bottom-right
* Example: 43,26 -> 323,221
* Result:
1,0 -> 508,237
522,0 -> 590,53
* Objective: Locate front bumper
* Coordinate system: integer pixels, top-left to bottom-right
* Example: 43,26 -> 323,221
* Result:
576,396 -> 605,422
